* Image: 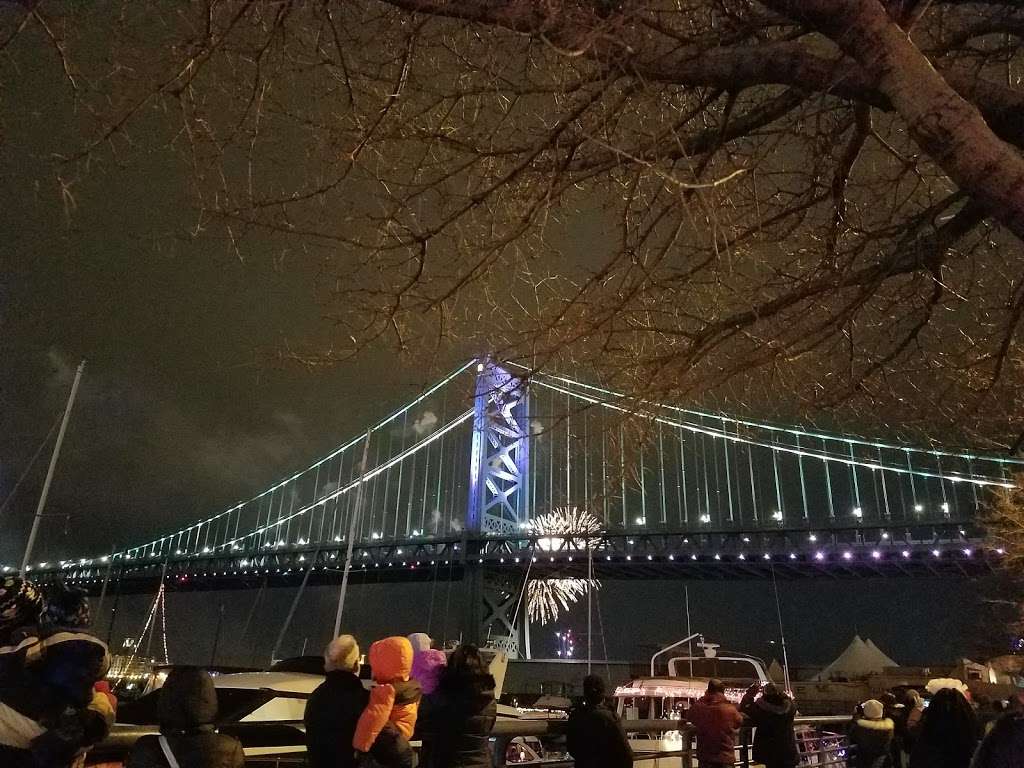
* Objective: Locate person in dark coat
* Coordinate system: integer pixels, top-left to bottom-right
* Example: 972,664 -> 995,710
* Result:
0,581 -> 113,768
417,645 -> 498,768
848,699 -> 894,768
881,692 -> 906,768
566,675 -> 633,768
304,634 -> 369,768
909,687 -> 980,768
683,679 -> 744,768
740,683 -> 798,768
971,689 -> 1024,768
125,667 -> 244,768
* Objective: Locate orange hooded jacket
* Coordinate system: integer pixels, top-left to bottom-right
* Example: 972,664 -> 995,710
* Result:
352,636 -> 421,753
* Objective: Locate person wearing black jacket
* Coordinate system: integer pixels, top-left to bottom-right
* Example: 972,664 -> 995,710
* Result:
566,675 -> 633,768
417,645 -> 497,768
304,635 -> 370,768
909,687 -> 980,768
125,667 -> 244,768
739,683 -> 799,768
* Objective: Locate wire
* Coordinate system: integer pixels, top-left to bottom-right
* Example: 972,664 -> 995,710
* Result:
0,414 -> 62,520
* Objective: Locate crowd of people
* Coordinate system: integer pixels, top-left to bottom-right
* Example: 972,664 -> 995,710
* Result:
4,574 -> 1023,768
304,632 -> 498,768
681,677 -> 1024,768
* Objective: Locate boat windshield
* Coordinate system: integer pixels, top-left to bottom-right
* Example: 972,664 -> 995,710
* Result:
667,656 -> 764,682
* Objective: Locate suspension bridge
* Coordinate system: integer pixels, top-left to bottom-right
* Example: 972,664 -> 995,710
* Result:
16,359 -> 1022,656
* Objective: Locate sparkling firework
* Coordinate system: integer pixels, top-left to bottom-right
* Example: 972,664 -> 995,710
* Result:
525,507 -> 603,625
528,577 -> 598,624
526,507 -> 604,550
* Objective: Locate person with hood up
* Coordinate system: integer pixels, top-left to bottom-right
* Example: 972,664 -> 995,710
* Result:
352,636 -> 421,768
0,581 -> 113,768
566,674 -> 632,768
909,686 -> 980,768
417,644 -> 498,768
125,666 -> 244,768
408,633 -> 447,696
739,683 -> 798,768
848,699 -> 894,768
304,635 -> 369,768
683,679 -> 744,768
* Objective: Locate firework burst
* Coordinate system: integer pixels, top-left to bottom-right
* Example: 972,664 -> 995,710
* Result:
527,577 -> 598,624
525,507 -> 603,625
526,507 -> 604,549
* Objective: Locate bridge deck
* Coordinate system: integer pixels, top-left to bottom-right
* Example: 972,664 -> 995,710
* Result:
39,524 -> 999,595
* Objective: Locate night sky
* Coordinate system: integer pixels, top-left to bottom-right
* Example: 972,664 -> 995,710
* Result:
0,10 -> 996,667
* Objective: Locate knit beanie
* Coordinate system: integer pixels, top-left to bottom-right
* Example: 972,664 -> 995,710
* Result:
407,632 -> 432,653
325,634 -> 361,673
862,699 -> 884,720
0,577 -> 43,632
39,583 -> 91,629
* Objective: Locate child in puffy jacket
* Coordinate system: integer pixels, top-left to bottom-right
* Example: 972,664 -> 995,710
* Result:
408,633 -> 447,696
353,636 -> 422,768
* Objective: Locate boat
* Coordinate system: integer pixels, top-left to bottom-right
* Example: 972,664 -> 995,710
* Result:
613,635 -> 853,768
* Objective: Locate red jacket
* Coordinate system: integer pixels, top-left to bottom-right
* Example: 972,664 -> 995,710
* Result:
685,692 -> 744,765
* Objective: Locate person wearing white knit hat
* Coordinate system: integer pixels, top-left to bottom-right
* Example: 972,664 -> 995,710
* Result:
848,699 -> 894,768
304,635 -> 369,768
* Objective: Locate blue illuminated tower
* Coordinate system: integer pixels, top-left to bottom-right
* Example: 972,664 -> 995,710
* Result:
464,360 -> 530,655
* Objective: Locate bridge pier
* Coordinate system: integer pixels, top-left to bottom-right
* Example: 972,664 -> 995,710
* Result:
465,360 -> 530,656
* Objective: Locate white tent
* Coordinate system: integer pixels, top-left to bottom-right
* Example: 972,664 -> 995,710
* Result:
815,635 -> 898,681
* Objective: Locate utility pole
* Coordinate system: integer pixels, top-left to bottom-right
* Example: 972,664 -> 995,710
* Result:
21,360 -> 85,576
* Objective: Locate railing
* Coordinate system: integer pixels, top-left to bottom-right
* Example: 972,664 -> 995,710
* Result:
89,715 -> 854,768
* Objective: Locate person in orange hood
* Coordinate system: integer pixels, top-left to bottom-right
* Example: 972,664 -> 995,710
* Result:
353,636 -> 421,768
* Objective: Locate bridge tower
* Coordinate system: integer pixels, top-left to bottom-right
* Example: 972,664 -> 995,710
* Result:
464,360 -> 530,656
